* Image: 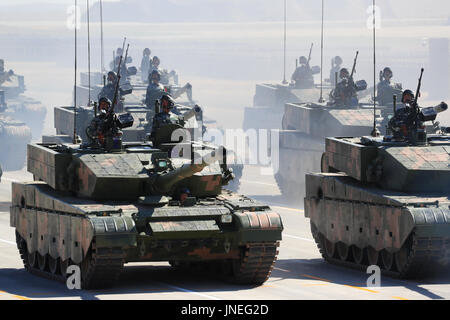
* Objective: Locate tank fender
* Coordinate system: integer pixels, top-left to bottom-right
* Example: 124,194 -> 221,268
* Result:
233,210 -> 283,243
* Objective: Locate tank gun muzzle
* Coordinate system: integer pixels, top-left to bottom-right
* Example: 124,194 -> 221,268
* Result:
154,146 -> 224,194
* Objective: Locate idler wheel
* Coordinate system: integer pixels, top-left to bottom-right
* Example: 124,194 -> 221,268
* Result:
352,246 -> 366,265
336,242 -> 350,261
28,252 -> 37,268
37,253 -> 48,271
381,250 -> 395,271
48,256 -> 60,275
367,247 -> 379,266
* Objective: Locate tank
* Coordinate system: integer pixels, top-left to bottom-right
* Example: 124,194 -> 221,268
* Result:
0,70 -> 47,139
243,83 -> 323,131
0,90 -> 32,171
273,99 -> 392,204
10,131 -> 283,289
304,108 -> 450,277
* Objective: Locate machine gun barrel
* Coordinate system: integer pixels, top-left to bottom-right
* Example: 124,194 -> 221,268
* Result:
414,68 -> 424,109
307,43 -> 313,66
350,51 -> 359,80
155,147 -> 224,193
182,105 -> 202,122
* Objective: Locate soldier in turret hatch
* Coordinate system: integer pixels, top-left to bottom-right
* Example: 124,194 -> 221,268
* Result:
145,70 -> 166,110
140,48 -> 152,83
98,71 -> 124,112
86,97 -> 123,148
151,95 -> 184,137
329,68 -> 359,107
291,56 -> 314,89
377,67 -> 403,106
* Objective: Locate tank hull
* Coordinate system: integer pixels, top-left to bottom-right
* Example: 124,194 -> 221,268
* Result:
11,182 -> 283,288
305,172 -> 450,278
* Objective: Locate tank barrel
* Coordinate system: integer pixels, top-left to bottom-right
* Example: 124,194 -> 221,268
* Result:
155,147 -> 223,193
182,105 -> 202,122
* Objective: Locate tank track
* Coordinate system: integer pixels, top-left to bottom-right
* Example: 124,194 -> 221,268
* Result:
16,232 -> 124,289
311,223 -> 450,279
171,242 -> 279,285
230,242 -> 280,285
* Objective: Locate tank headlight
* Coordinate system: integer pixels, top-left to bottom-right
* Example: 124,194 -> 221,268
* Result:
220,215 -> 233,223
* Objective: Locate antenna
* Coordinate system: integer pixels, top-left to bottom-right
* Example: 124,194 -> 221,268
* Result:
370,0 -> 380,137
73,0 -> 78,144
99,0 -> 105,73
318,0 -> 325,103
282,0 -> 288,84
86,0 -> 91,106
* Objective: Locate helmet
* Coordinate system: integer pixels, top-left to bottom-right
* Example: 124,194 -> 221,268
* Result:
143,48 -> 151,56
299,56 -> 308,64
383,67 -> 393,77
339,68 -> 349,78
149,69 -> 161,82
401,89 -> 414,103
160,95 -> 175,109
98,97 -> 112,111
107,71 -> 116,80
334,56 -> 343,65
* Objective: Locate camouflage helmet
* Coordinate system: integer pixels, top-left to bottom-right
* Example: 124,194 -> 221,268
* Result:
299,56 -> 308,64
107,71 -> 117,80
383,67 -> 393,77
143,48 -> 151,56
98,97 -> 112,111
401,89 -> 414,103
160,94 -> 175,109
149,69 -> 161,81
339,68 -> 349,78
334,56 -> 343,65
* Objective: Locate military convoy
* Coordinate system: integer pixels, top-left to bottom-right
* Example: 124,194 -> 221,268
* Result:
10,123 -> 283,289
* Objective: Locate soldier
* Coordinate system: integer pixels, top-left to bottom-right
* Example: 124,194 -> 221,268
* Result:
291,56 -> 314,88
151,95 -> 184,138
388,90 -> 418,139
377,67 -> 403,106
145,70 -> 166,110
98,71 -> 124,112
85,97 -> 123,148
151,56 -> 179,85
140,48 -> 152,83
329,68 -> 359,107
329,56 -> 343,86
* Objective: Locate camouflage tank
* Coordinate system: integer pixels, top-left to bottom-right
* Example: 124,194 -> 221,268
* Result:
10,126 -> 283,289
304,102 -> 450,277
0,64 -> 47,139
0,90 -> 32,171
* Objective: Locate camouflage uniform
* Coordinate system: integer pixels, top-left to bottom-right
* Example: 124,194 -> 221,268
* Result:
291,65 -> 314,89
98,80 -> 123,112
330,78 -> 359,107
86,110 -> 122,148
141,55 -> 152,83
377,79 -> 402,106
145,82 -> 166,109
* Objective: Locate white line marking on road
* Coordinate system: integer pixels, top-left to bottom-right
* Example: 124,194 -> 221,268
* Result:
0,239 -> 16,246
271,205 -> 304,213
284,234 -> 314,242
240,179 -> 278,188
155,282 -> 221,300
1,177 -> 19,183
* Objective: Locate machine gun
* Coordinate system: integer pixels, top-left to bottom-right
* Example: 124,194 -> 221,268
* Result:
349,51 -> 359,83
307,43 -> 313,67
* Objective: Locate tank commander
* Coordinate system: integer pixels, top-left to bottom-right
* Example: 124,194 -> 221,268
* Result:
291,56 -> 314,89
86,97 -> 123,148
377,67 -> 402,106
140,48 -> 153,83
329,56 -> 343,86
151,95 -> 185,137
145,70 -> 193,110
329,68 -> 359,107
98,71 -> 124,112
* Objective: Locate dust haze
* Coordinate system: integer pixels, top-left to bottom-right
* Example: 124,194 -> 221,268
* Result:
1,0 -> 449,138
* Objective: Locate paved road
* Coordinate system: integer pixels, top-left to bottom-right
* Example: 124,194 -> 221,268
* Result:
1,166 -> 450,300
